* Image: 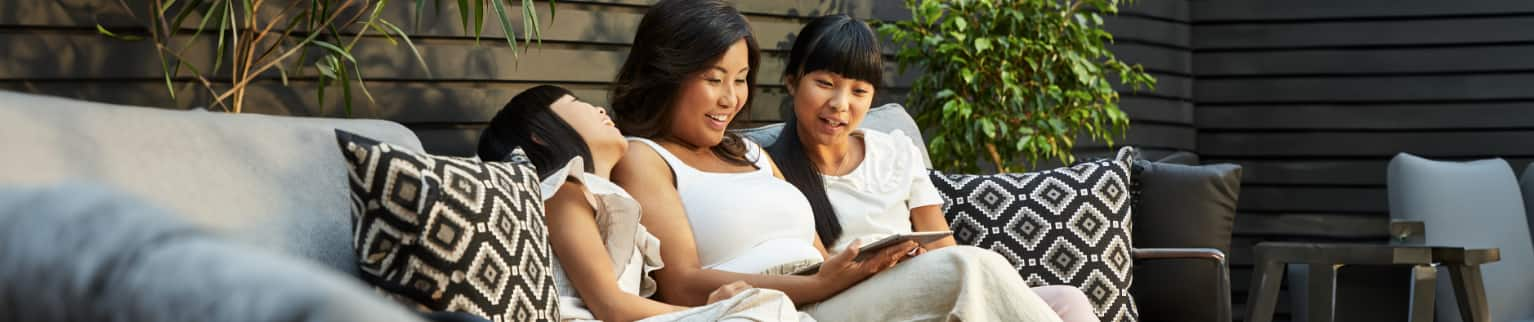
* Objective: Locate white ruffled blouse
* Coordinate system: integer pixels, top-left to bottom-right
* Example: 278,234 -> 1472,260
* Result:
539,158 -> 666,321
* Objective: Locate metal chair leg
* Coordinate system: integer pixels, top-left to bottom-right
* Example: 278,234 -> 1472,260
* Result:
1307,263 -> 1338,322
1246,256 -> 1286,322
1408,264 -> 1436,322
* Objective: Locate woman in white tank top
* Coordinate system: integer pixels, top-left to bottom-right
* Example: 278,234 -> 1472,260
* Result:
479,85 -> 810,321
610,3 -> 1065,322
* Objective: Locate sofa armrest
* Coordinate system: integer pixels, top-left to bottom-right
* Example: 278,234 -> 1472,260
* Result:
1132,248 -> 1231,322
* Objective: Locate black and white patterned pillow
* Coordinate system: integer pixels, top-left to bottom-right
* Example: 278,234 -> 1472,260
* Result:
335,130 -> 558,321
930,147 -> 1138,322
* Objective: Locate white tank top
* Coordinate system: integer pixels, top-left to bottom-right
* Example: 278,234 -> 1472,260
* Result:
630,138 -> 823,273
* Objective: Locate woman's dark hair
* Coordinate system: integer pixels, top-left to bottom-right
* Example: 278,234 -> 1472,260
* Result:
610,0 -> 760,167
477,85 -> 595,179
766,14 -> 886,245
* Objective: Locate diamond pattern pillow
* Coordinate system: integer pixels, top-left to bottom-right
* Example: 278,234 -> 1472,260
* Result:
930,147 -> 1138,322
335,130 -> 558,321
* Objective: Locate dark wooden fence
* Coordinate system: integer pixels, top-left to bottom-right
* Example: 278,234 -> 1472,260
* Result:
1195,0 -> 1534,320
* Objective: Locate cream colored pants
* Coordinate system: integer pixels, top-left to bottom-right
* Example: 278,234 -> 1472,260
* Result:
802,246 -> 1068,322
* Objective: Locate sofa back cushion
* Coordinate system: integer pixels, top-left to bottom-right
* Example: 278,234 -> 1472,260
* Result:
1128,159 -> 1241,322
0,90 -> 423,273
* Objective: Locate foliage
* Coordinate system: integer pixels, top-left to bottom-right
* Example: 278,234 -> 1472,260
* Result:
878,0 -> 1156,173
99,0 -> 554,114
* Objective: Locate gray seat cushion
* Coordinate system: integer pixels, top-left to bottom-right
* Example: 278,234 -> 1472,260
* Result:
734,103 -> 931,168
0,90 -> 422,272
0,183 -> 424,322
1388,153 -> 1534,322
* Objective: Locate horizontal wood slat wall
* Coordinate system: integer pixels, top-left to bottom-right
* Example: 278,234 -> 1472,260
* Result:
1194,0 -> 1534,320
0,0 -> 1192,160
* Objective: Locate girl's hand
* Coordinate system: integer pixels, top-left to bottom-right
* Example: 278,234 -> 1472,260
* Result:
707,281 -> 753,304
898,244 -> 927,262
813,240 -> 918,290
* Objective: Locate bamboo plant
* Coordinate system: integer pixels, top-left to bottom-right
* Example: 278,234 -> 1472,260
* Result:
99,0 -> 554,114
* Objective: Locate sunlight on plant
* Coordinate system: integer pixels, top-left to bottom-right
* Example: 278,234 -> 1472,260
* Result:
879,0 -> 1156,173
97,0 -> 555,114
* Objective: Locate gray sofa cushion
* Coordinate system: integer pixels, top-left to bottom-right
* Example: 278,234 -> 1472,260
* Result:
1388,153 -> 1534,322
0,183 -> 425,322
735,103 -> 931,168
1128,160 -> 1240,322
0,90 -> 422,273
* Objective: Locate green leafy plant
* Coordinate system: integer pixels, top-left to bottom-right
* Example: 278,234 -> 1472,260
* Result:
99,0 -> 554,114
878,0 -> 1155,173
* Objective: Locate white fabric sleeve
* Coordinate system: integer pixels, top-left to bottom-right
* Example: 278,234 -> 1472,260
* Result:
891,130 -> 944,209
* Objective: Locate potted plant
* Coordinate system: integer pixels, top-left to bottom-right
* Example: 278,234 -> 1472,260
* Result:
879,0 -> 1156,173
98,0 -> 555,114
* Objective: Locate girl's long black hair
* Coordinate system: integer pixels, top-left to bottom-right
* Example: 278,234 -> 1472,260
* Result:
477,85 -> 595,179
766,14 -> 885,245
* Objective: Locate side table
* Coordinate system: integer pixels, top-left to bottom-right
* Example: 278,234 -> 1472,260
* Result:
1244,242 -> 1500,322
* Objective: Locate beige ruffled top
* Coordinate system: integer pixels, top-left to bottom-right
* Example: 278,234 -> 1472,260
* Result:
540,157 -> 666,321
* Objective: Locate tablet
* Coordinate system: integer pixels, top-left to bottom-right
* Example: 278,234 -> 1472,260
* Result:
790,231 -> 953,275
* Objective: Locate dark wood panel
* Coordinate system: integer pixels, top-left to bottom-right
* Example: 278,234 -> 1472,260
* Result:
1195,16 -> 1534,50
1113,43 -> 1191,74
1198,102 -> 1534,130
1105,15 -> 1191,48
1117,0 -> 1190,22
1192,0 -> 1534,22
1216,158 -> 1534,186
414,126 -> 483,157
1078,123 -> 1196,151
1237,186 -> 1387,214
1195,74 -> 1534,103
1121,97 -> 1194,125
1219,160 -> 1387,186
0,80 -> 808,123
1234,212 -> 1391,239
0,1 -> 806,49
1117,72 -> 1192,100
0,32 -> 923,88
570,0 -> 908,21
1197,45 -> 1534,76
1200,131 -> 1534,157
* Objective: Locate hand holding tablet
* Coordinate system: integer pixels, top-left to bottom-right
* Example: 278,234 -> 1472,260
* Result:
792,231 -> 953,275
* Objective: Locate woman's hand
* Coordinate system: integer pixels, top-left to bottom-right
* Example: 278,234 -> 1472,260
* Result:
813,240 -> 918,291
706,281 -> 753,304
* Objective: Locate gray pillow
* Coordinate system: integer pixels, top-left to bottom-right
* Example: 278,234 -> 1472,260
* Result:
1127,160 -> 1240,322
0,183 -> 425,322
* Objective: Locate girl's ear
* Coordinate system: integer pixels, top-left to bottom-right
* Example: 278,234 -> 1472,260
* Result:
783,75 -> 798,96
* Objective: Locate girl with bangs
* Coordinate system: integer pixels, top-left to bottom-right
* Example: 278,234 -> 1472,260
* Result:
767,15 -> 1100,322
609,2 -> 1068,320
